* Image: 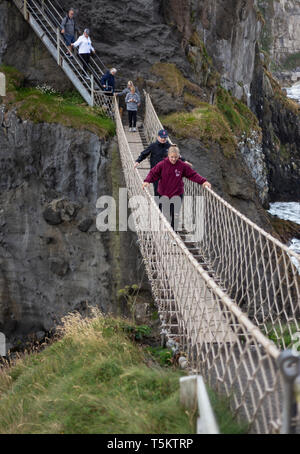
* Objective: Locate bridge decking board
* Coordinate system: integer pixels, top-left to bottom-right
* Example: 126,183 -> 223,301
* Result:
124,125 -> 238,345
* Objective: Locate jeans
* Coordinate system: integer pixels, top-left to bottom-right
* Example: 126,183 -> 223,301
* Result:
157,195 -> 183,231
63,33 -> 75,47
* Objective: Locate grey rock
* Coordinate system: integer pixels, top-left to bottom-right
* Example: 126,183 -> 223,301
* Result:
49,258 -> 70,277
35,331 -> 46,342
78,218 -> 94,233
0,114 -> 150,349
43,207 -> 62,226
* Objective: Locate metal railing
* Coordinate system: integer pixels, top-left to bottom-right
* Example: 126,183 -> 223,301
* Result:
39,0 -> 107,80
13,0 -> 115,117
116,93 -> 300,433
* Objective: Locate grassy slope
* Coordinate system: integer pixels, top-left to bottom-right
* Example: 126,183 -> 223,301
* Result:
0,65 -> 115,139
0,312 -> 247,434
153,63 -> 261,158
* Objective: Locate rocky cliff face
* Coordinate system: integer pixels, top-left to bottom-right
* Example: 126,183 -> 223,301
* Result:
251,46 -> 300,201
1,0 -> 261,100
0,0 -> 72,90
162,0 -> 262,100
258,0 -> 300,80
0,0 -> 299,348
0,108 -> 147,350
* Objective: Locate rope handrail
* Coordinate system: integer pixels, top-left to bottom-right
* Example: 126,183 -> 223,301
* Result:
114,95 -> 290,433
143,91 -> 300,349
114,94 -> 281,356
143,90 -> 300,262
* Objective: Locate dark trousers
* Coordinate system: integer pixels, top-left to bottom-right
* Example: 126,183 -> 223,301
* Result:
80,53 -> 90,74
128,110 -> 137,128
153,180 -> 159,197
157,195 -> 183,231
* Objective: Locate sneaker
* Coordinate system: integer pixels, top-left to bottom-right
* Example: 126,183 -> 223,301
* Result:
129,127 -> 132,132
133,127 -> 137,132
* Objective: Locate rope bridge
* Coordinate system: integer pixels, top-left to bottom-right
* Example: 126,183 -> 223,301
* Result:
115,94 -> 300,434
10,0 -> 300,434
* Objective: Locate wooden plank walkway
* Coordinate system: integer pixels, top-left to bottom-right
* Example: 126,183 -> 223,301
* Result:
124,123 -> 238,345
124,124 -> 154,195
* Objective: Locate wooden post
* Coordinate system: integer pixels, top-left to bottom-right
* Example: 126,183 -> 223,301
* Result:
91,74 -> 94,107
57,27 -> 61,66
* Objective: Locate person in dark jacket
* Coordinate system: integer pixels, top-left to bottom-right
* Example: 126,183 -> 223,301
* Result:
135,129 -> 191,196
101,68 -> 117,93
60,8 -> 79,57
143,146 -> 211,230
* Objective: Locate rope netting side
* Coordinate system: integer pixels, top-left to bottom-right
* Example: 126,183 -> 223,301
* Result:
143,91 -> 300,351
114,96 -> 284,434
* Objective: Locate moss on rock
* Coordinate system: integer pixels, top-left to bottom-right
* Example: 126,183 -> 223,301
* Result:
0,65 -> 115,139
264,68 -> 300,115
161,103 -> 237,158
151,62 -> 202,97
216,87 -> 261,138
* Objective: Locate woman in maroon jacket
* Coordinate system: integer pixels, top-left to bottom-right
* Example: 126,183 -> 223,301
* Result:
142,146 -> 211,230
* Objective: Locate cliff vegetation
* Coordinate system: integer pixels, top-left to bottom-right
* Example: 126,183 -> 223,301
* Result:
0,311 -> 247,434
0,65 -> 115,139
154,63 -> 261,158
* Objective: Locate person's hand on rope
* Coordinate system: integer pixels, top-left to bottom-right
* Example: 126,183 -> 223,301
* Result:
185,160 -> 193,167
203,181 -> 211,189
134,162 -> 140,169
142,182 -> 150,190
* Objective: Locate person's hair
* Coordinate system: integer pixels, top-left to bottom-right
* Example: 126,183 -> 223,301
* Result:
128,80 -> 134,87
68,8 -> 75,13
111,68 -> 117,74
168,145 -> 180,156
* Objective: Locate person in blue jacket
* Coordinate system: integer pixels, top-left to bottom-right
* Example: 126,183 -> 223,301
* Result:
101,68 -> 117,93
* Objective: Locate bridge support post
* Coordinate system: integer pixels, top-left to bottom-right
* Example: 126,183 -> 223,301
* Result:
91,74 -> 94,107
0,73 -> 6,97
278,350 -> 300,434
56,27 -> 61,66
0,332 -> 6,357
23,0 -> 29,20
180,375 -> 219,434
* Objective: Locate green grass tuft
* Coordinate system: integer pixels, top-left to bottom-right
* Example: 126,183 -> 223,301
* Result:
151,62 -> 202,97
0,65 -> 115,139
161,103 -> 237,158
0,312 -> 194,434
216,87 -> 261,138
0,311 -> 247,434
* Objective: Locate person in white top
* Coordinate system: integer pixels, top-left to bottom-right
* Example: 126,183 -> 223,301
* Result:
71,28 -> 95,79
